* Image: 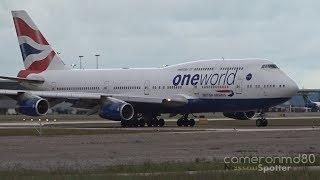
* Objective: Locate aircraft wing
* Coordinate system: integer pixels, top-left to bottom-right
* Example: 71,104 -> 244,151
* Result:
0,89 -> 189,109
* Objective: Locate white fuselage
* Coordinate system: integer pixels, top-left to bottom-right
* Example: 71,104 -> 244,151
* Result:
24,59 -> 299,113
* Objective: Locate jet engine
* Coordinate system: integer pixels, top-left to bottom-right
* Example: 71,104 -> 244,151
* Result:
99,97 -> 134,121
223,111 -> 255,120
16,95 -> 49,116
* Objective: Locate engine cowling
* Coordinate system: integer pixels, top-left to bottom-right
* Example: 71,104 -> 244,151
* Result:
16,95 -> 49,116
99,97 -> 134,121
223,111 -> 255,120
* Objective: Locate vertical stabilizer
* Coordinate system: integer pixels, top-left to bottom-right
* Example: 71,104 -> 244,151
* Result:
12,10 -> 69,78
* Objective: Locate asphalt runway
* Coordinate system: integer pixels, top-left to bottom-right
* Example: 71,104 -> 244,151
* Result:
1,116 -> 320,133
0,116 -> 319,170
1,116 -> 320,126
0,126 -> 319,171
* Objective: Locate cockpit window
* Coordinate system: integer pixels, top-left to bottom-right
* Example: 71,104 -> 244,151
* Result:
261,64 -> 278,69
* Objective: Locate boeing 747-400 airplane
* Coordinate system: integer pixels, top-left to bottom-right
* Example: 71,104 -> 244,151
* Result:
0,10 -> 300,127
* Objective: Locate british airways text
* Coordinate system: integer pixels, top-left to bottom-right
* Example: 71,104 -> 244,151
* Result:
172,70 -> 238,86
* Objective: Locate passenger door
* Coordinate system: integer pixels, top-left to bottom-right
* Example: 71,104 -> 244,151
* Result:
193,85 -> 200,97
235,77 -> 243,94
103,81 -> 110,93
144,80 -> 150,95
51,82 -> 56,91
263,85 -> 268,97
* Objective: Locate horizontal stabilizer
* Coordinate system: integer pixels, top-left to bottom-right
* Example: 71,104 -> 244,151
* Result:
0,75 -> 44,84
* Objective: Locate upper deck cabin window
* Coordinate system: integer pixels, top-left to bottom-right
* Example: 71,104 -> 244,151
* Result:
261,64 -> 278,69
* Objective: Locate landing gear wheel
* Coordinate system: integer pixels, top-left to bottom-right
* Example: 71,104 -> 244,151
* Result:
121,120 -> 127,127
142,114 -> 165,128
147,121 -> 153,127
138,119 -> 145,127
177,118 -> 183,127
256,110 -> 268,127
183,119 -> 189,127
133,119 -> 139,127
152,118 -> 159,127
127,120 -> 133,127
177,114 -> 195,127
256,119 -> 268,127
146,118 -> 157,127
262,119 -> 268,127
256,119 -> 263,127
189,119 -> 195,127
158,118 -> 165,127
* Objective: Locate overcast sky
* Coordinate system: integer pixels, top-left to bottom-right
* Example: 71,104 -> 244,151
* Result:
0,0 -> 320,88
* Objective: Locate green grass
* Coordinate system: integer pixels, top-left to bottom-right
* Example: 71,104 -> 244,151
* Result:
0,160 -> 319,180
0,160 -> 221,179
2,171 -> 320,180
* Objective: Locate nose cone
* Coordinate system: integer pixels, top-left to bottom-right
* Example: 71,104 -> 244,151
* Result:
287,77 -> 299,97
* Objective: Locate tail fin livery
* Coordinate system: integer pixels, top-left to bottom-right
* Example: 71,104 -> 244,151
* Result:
11,10 -> 69,78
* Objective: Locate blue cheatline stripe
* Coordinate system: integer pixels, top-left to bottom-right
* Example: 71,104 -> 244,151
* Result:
19,43 -> 43,61
133,97 -> 291,114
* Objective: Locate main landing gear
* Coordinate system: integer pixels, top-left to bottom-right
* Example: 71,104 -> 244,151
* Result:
121,114 -> 165,128
177,114 -> 195,127
256,111 -> 268,127
121,118 -> 145,128
146,117 -> 165,127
